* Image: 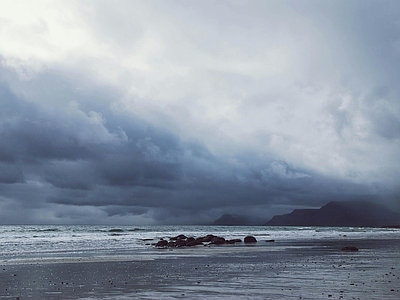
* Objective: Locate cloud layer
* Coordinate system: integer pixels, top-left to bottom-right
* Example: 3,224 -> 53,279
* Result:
0,0 -> 399,224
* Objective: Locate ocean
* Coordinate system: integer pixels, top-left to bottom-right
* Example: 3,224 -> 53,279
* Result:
1,225 -> 399,265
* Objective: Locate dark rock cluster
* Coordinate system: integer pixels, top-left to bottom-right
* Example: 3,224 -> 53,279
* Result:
154,234 -> 257,248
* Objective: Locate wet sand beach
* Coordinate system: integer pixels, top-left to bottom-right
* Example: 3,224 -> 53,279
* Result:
1,238 -> 400,299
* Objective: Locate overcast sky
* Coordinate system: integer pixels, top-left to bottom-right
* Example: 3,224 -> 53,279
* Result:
0,0 -> 399,225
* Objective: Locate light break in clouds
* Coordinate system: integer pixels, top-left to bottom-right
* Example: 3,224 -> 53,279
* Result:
0,0 -> 399,224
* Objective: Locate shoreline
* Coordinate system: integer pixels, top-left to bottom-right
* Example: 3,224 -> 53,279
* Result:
2,236 -> 396,266
1,237 -> 400,299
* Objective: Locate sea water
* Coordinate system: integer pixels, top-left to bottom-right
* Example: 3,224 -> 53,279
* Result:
1,225 -> 399,265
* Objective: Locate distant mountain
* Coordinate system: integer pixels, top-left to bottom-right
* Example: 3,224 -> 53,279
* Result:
265,201 -> 400,227
213,214 -> 263,226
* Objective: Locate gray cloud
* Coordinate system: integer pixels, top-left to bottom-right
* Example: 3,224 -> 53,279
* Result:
0,80 -> 381,224
0,162 -> 24,184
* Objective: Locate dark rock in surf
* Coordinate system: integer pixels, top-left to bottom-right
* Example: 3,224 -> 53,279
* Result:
155,239 -> 168,248
196,234 -> 215,243
171,234 -> 187,240
152,234 -> 256,248
174,239 -> 188,247
109,229 -> 124,232
210,236 -> 226,245
244,236 -> 257,243
186,240 -> 204,247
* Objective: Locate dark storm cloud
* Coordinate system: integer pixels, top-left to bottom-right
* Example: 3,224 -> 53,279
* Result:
0,87 -> 94,164
0,79 -> 379,224
43,161 -> 95,190
0,162 -> 24,184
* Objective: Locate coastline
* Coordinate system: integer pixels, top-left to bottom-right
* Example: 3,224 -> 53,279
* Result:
1,237 -> 400,299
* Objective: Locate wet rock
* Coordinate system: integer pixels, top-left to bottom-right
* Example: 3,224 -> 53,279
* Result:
152,234 -> 258,248
171,234 -> 187,240
196,234 -> 215,243
175,239 -> 188,247
186,237 -> 196,243
210,236 -> 226,245
155,239 -> 168,248
244,236 -> 257,243
186,240 -> 204,247
109,229 -> 124,232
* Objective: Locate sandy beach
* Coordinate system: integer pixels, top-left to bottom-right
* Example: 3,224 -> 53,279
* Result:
1,237 -> 399,299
